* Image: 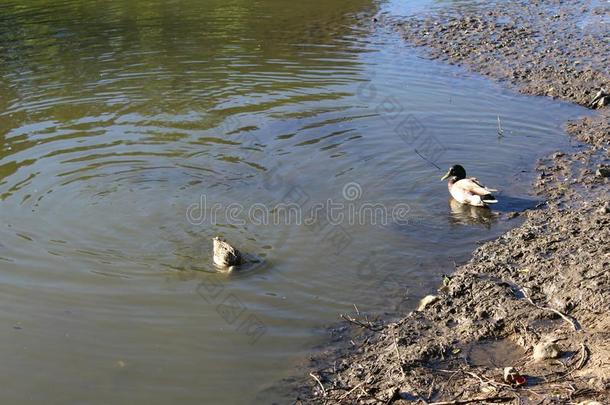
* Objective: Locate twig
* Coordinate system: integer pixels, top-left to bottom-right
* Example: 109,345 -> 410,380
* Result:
414,149 -> 442,170
340,314 -> 383,332
572,343 -> 589,371
576,343 -> 589,369
309,372 -> 326,397
392,330 -> 406,380
353,304 -> 360,315
436,367 -> 506,387
522,387 -> 544,399
438,370 -> 462,398
497,115 -> 504,137
427,395 -> 513,405
338,381 -> 364,402
463,371 -> 485,385
517,286 -> 581,331
463,371 -> 511,389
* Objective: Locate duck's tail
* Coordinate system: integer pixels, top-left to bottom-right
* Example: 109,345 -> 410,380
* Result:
481,194 -> 498,204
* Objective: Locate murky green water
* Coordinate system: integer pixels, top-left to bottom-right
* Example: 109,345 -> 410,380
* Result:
0,0 -> 587,403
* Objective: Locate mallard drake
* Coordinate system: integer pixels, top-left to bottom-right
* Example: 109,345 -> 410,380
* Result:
213,236 -> 242,267
441,164 -> 498,207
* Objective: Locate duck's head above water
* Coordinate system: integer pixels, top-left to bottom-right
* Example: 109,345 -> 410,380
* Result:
441,164 -> 466,182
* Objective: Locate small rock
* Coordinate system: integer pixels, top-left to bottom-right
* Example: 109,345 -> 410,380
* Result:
522,231 -> 535,241
503,367 -> 526,386
551,297 -> 569,312
533,340 -> 561,361
593,96 -> 609,108
589,88 -> 609,109
599,202 -> 610,214
417,295 -> 439,311
595,166 -> 610,178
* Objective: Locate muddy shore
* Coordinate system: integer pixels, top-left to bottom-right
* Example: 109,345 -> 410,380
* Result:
297,1 -> 609,403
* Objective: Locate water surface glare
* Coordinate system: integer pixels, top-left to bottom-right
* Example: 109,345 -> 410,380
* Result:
0,0 -> 587,403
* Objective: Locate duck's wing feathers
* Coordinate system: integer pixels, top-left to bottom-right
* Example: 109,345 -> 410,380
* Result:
451,178 -> 498,206
466,177 -> 498,194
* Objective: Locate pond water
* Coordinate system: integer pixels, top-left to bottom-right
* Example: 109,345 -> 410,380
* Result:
0,0 -> 587,403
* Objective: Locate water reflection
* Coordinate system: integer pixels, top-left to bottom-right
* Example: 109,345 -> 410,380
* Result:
448,197 -> 498,227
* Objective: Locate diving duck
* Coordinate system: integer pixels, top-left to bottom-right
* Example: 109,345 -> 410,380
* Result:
213,236 -> 242,267
441,164 -> 498,207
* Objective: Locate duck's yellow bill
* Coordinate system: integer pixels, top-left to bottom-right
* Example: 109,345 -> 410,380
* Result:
440,171 -> 450,181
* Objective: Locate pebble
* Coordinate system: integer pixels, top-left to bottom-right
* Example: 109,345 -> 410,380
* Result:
596,166 -> 610,178
417,295 -> 439,311
533,340 -> 561,361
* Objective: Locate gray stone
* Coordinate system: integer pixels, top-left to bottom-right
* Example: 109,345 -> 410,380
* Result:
533,340 -> 561,361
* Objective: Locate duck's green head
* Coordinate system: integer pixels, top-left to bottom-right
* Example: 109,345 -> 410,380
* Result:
441,164 -> 466,181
